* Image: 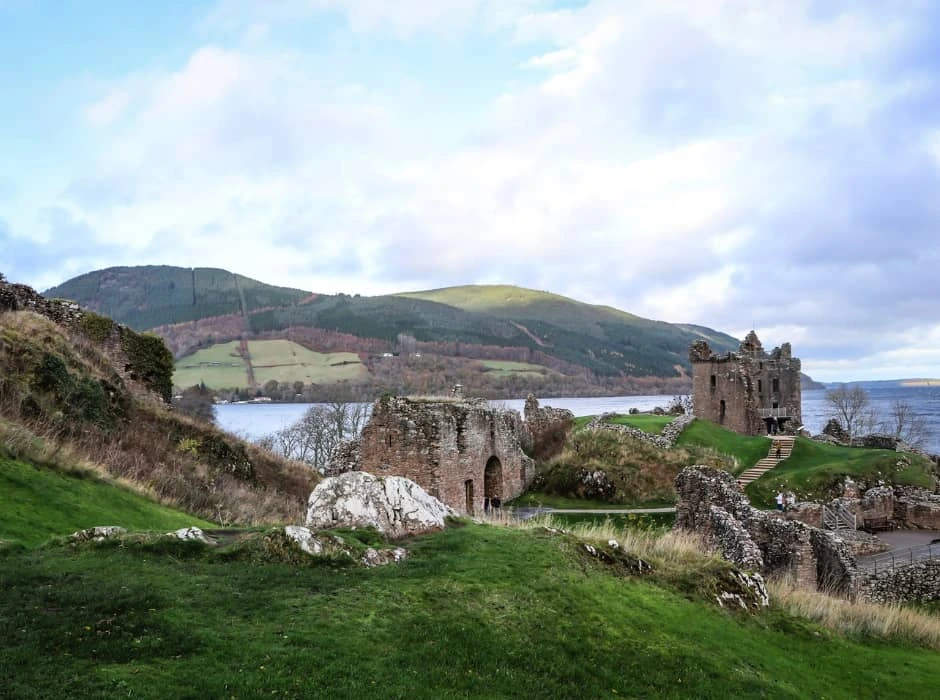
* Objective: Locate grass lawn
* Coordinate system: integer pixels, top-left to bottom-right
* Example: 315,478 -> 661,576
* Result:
605,414 -> 673,434
1,524 -> 938,699
249,340 -> 366,385
478,360 -> 548,376
174,340 -> 367,389
0,457 -> 214,546
174,340 -> 248,389
508,492 -> 674,510
745,438 -> 935,507
675,420 -> 771,472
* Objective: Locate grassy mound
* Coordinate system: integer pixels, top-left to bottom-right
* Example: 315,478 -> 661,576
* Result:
1,523 -> 938,698
745,437 -> 936,507
674,420 -> 771,472
531,429 -> 736,505
0,456 -> 213,546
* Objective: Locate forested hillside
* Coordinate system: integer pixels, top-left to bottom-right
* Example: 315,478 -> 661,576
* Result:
45,266 -> 741,392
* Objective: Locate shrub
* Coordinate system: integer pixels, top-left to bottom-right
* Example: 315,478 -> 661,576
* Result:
121,329 -> 174,402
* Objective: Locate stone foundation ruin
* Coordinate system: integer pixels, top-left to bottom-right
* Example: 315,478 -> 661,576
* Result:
675,467 -> 857,594
676,466 -> 940,603
327,394 -> 572,515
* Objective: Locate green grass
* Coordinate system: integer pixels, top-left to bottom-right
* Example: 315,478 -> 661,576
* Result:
173,340 -> 247,389
174,340 -> 367,389
249,340 -> 366,385
606,414 -> 673,434
1,524 -> 938,699
745,437 -> 936,507
478,359 -> 548,375
508,492 -> 674,509
675,420 -> 771,472
0,457 -> 214,546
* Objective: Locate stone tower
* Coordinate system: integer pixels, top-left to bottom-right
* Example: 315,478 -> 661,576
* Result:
689,331 -> 802,435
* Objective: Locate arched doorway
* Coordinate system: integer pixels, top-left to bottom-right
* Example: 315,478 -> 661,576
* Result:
484,456 -> 502,512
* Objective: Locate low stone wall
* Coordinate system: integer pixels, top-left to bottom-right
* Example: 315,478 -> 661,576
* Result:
587,413 -> 695,449
858,560 -> 940,604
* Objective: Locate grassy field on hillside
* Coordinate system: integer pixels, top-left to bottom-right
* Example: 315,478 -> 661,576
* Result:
249,341 -> 366,385
0,457 -> 214,546
479,359 -> 548,375
675,420 -> 771,472
745,437 -> 936,507
174,340 -> 367,389
1,524 -> 938,699
174,341 -> 247,388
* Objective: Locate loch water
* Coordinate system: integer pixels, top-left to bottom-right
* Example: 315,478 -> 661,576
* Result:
216,386 -> 940,454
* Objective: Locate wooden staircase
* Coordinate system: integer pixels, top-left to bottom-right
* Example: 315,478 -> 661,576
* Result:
737,436 -> 795,488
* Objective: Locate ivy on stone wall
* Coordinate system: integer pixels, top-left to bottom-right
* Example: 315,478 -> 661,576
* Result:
121,329 -> 174,402
77,311 -> 115,343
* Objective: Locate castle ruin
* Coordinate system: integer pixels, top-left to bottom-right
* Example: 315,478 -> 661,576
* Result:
690,331 -> 802,435
327,395 -> 572,515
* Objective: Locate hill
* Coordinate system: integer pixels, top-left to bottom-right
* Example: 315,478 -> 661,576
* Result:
44,265 -> 311,331
44,267 -> 741,395
0,276 -> 318,526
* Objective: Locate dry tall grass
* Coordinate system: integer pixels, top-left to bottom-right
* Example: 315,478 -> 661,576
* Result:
769,578 -> 940,650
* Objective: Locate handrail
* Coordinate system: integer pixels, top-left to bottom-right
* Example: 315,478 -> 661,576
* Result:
860,544 -> 939,573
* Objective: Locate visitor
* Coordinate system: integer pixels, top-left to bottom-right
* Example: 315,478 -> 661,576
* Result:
775,444 -> 782,460
786,492 -> 796,511
775,492 -> 784,511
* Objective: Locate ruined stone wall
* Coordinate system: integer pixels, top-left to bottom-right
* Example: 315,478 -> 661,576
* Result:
858,561 -> 940,604
675,466 -> 857,593
342,395 -> 535,514
523,394 -> 573,461
0,279 -> 168,403
690,332 -> 802,436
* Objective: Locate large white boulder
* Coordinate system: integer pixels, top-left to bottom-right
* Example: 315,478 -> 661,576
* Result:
306,471 -> 455,538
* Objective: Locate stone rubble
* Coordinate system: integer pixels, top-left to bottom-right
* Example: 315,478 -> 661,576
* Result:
68,526 -> 127,542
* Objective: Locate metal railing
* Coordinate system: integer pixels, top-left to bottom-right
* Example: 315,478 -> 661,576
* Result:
859,543 -> 940,573
759,408 -> 792,419
822,504 -> 857,531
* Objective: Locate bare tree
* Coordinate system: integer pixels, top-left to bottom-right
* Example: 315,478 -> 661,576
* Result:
825,385 -> 874,440
259,401 -> 370,472
884,399 -> 930,448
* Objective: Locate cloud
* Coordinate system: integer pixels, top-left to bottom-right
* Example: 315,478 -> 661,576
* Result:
6,0 -> 939,381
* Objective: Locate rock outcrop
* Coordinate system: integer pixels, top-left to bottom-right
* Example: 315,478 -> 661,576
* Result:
306,471 -> 455,538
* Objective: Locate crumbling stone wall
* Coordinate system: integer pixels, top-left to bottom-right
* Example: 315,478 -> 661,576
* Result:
523,394 -> 574,461
675,466 -> 857,594
858,560 -> 940,604
690,331 -> 802,436
328,395 -> 535,515
0,279 -> 169,403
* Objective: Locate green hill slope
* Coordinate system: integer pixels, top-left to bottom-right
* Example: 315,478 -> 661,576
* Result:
0,456 -> 213,546
45,267 -> 739,379
44,265 -> 310,330
399,284 -> 740,375
1,523 -> 938,698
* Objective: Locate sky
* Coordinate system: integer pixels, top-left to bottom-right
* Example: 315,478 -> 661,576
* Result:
2,1 -> 940,382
